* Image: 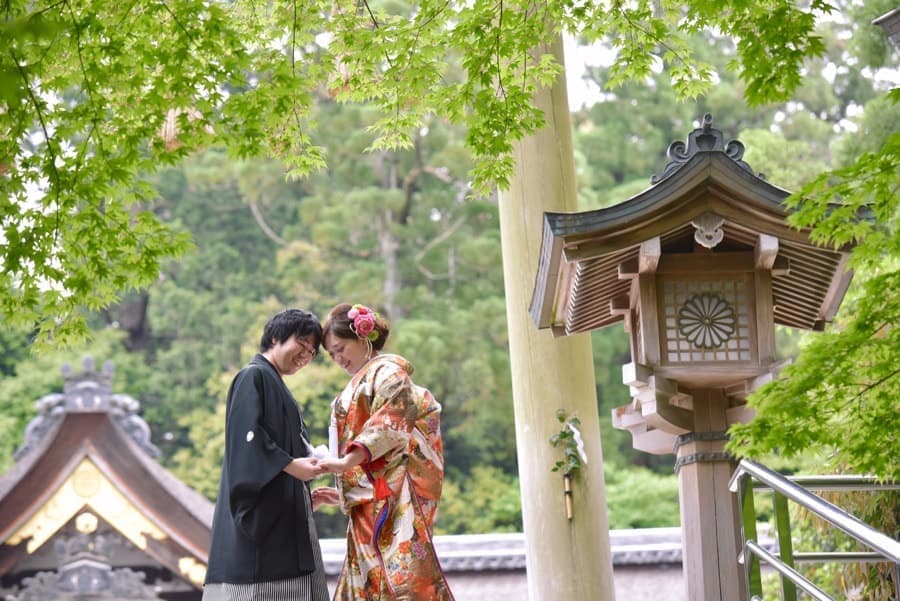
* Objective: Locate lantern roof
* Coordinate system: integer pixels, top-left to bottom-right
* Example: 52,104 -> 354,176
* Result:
530,114 -> 854,336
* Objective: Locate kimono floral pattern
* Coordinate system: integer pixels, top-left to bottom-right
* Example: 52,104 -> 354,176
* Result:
332,354 -> 454,601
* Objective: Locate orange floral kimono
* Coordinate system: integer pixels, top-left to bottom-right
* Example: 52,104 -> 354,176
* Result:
330,354 -> 454,601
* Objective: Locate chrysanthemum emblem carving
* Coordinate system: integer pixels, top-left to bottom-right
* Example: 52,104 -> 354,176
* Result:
678,293 -> 736,349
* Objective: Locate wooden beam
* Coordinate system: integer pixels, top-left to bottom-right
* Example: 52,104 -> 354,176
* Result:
638,273 -> 660,365
723,369 -> 783,402
726,404 -> 756,425
754,269 -> 776,366
611,403 -> 678,455
754,234 -> 779,270
657,252 -> 754,274
635,375 -> 694,434
611,403 -> 646,430
609,295 -> 630,317
622,361 -> 653,387
639,237 -> 661,273
818,252 -> 854,323
632,428 -> 678,455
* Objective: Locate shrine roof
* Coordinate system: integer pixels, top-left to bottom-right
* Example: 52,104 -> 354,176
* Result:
0,358 -> 212,588
530,115 -> 854,336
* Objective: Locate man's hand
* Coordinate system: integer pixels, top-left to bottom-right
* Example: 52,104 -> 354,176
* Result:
283,457 -> 325,481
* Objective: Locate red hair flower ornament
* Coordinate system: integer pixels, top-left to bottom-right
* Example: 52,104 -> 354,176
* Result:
348,304 -> 378,341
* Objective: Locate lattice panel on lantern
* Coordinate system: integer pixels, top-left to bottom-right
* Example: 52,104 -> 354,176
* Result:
661,277 -> 753,363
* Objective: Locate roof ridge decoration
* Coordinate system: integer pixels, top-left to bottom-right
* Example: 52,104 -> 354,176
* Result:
15,357 -> 160,460
651,113 -> 761,184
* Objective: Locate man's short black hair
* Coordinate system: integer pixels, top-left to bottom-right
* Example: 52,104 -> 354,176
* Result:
259,308 -> 323,352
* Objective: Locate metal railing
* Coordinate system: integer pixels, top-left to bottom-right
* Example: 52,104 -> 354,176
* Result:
729,459 -> 900,601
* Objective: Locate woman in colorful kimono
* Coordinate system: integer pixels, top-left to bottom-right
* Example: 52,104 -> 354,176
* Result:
314,302 -> 455,601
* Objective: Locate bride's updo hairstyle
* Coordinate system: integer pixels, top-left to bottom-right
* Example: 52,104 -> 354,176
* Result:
323,303 -> 390,352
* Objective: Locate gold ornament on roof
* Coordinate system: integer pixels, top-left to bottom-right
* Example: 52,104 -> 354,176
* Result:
75,511 -> 99,534
8,457 -> 166,553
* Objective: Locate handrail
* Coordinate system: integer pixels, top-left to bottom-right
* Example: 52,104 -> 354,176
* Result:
792,551 -> 886,563
744,541 -> 832,601
751,475 -> 900,493
729,459 -> 900,562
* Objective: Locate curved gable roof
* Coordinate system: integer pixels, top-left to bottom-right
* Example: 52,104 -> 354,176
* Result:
0,359 -> 212,589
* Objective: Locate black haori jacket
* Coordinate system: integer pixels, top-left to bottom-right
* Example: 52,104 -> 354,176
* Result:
205,354 -> 317,585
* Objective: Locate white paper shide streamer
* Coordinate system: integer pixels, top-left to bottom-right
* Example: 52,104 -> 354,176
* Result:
567,423 -> 588,465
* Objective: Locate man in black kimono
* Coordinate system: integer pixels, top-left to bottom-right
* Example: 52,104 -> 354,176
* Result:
203,308 -> 330,601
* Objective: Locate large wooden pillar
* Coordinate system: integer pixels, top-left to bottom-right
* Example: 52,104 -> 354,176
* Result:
497,34 -> 616,601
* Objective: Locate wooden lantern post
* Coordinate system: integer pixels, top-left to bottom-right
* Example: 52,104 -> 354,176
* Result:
529,114 -> 855,601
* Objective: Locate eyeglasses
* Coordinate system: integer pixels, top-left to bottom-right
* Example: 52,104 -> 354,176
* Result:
297,341 -> 318,357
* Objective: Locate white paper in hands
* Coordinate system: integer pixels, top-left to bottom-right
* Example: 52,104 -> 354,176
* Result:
302,435 -> 336,460
311,444 -> 335,460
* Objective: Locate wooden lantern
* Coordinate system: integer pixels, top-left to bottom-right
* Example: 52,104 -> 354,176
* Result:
530,113 -> 853,454
529,114 -> 856,600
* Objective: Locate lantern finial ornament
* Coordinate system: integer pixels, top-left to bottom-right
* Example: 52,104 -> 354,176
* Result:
651,114 -> 759,184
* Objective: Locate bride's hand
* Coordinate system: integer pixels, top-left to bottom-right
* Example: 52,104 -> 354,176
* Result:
318,447 -> 367,474
312,486 -> 340,510
316,456 -> 344,473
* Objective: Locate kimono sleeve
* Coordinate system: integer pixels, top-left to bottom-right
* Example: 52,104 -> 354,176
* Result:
348,366 -> 416,465
225,367 -> 293,542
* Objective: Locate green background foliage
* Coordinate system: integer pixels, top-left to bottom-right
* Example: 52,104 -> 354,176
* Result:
1,7 -> 897,591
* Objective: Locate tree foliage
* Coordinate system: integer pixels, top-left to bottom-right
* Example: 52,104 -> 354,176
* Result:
728,93 -> 900,480
604,464 -> 680,529
435,466 -> 524,534
1,0 -> 894,543
2,0 -> 835,344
